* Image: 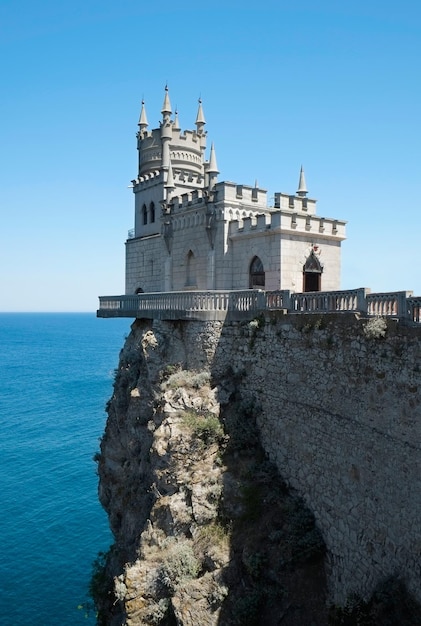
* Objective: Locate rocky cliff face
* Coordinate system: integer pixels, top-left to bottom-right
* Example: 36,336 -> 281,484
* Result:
97,318 -> 327,625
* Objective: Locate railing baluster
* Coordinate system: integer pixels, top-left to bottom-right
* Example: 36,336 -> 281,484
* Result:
98,289 -> 420,323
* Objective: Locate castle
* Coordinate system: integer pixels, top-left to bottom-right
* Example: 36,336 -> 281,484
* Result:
125,87 -> 347,296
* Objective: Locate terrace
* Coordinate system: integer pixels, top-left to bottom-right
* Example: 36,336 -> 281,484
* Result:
97,288 -> 421,323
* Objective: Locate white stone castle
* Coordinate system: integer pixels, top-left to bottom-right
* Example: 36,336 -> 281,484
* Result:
125,87 -> 346,296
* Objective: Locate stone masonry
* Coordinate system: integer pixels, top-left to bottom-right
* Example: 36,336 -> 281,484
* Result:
152,314 -> 421,605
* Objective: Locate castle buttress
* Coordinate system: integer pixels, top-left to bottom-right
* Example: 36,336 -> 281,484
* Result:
125,87 -> 346,295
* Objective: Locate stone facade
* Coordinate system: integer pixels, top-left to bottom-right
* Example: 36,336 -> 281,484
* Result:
211,315 -> 421,605
125,88 -> 346,295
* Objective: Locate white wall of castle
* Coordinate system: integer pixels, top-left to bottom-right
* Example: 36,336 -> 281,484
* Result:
126,200 -> 344,294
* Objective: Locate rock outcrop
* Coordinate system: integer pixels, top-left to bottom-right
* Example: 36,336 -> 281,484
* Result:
97,318 -> 328,625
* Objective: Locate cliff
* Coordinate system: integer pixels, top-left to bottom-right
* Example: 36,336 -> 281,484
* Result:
97,318 -> 327,625
97,314 -> 421,624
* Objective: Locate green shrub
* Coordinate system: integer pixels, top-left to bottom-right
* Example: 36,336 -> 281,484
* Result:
182,410 -> 224,446
165,369 -> 211,390
158,540 -> 200,592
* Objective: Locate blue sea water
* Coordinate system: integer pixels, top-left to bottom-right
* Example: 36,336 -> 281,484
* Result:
0,313 -> 131,625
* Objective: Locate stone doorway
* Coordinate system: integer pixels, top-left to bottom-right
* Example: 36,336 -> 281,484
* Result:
303,250 -> 322,292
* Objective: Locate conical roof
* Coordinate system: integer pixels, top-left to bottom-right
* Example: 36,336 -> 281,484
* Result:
208,142 -> 219,173
161,85 -> 172,115
297,166 -> 308,196
138,100 -> 148,128
195,97 -> 206,126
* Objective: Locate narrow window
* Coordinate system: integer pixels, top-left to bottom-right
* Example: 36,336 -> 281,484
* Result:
142,204 -> 148,225
186,250 -> 196,286
150,202 -> 155,223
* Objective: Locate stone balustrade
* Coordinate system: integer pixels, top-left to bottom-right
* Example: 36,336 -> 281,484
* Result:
97,288 -> 421,323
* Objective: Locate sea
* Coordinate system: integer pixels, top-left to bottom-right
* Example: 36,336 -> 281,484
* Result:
0,313 -> 131,625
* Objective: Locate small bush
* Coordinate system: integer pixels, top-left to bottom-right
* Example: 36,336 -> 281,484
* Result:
158,540 -> 200,592
182,410 -> 225,446
165,369 -> 211,391
363,316 -> 387,339
144,598 -> 171,625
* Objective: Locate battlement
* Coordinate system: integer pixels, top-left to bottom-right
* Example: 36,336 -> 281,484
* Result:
274,191 -> 317,215
227,210 -> 345,240
214,181 -> 268,208
170,188 -> 206,211
132,170 -> 162,189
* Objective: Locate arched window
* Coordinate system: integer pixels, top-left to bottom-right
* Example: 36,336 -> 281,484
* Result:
249,256 -> 265,289
142,204 -> 148,225
186,250 -> 196,287
303,250 -> 323,292
150,202 -> 155,223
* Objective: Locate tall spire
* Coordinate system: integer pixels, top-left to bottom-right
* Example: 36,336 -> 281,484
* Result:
297,165 -> 308,197
161,85 -> 172,117
208,142 -> 219,174
138,99 -> 148,131
195,97 -> 206,134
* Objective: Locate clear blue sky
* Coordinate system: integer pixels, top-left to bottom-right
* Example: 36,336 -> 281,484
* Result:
1,0 -> 420,311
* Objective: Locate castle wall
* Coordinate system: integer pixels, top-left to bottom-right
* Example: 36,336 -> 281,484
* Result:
125,235 -> 164,294
133,179 -> 163,238
209,315 -> 421,604
280,236 -> 342,292
166,208 -> 207,290
147,316 -> 421,604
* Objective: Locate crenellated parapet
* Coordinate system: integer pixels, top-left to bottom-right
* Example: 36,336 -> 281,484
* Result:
228,208 -> 346,240
274,191 -> 317,215
214,181 -> 268,208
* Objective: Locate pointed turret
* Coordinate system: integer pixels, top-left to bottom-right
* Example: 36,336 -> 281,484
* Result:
161,85 -> 172,118
165,159 -> 175,190
208,142 -> 219,173
297,166 -> 308,197
207,142 -> 219,189
161,86 -> 173,168
173,108 -> 180,131
138,99 -> 148,132
195,97 -> 206,134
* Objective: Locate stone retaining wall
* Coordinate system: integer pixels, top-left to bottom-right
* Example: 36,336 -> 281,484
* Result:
154,313 -> 421,604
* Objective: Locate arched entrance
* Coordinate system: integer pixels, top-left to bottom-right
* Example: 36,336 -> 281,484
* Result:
249,256 -> 265,289
303,250 -> 323,292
